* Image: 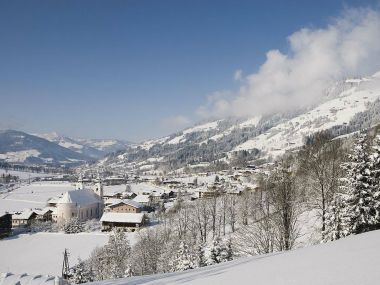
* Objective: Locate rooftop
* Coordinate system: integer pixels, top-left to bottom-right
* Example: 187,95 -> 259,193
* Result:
100,212 -> 144,224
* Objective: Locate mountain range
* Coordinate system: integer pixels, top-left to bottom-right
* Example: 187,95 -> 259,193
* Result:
2,72 -> 380,170
97,72 -> 380,174
0,130 -> 131,167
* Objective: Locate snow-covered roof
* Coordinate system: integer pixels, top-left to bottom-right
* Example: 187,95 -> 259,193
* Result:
133,194 -> 150,203
0,273 -> 67,285
34,207 -> 55,216
104,198 -> 123,205
109,199 -> 142,209
57,189 -> 100,206
12,210 -> 36,220
100,212 -> 144,224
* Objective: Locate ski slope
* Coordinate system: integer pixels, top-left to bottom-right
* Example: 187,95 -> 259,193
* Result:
91,230 -> 380,285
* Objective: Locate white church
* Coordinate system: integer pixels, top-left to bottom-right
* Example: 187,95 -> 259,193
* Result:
55,176 -> 104,224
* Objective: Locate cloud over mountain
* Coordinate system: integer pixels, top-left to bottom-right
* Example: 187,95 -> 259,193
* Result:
198,7 -> 380,118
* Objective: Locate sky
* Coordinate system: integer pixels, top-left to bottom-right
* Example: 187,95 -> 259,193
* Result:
0,0 -> 379,142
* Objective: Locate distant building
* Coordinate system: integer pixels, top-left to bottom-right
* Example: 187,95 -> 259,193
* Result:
0,213 -> 12,238
12,210 -> 37,227
106,199 -> 142,213
55,177 -> 104,223
100,212 -> 146,232
35,207 -> 54,222
133,194 -> 151,206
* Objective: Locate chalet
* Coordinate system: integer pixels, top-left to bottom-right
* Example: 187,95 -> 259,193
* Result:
133,194 -> 151,206
34,207 -> 54,222
100,212 -> 146,232
0,213 -> 12,238
47,196 -> 61,207
104,198 -> 123,207
150,192 -> 162,204
106,199 -> 142,213
12,210 -> 37,227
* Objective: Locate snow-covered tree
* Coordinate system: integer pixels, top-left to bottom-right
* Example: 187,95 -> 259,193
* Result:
70,258 -> 93,284
173,241 -> 196,271
324,131 -> 380,241
63,218 -> 84,234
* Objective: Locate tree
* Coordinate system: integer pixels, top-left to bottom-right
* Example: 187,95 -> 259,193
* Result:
173,241 -> 196,271
325,131 -> 380,240
268,156 -> 301,251
70,258 -> 93,284
63,218 -> 84,234
298,132 -> 343,237
105,229 -> 132,278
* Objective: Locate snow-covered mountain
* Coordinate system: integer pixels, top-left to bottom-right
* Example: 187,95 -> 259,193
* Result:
0,130 -> 90,166
35,132 -> 131,159
98,72 -> 380,173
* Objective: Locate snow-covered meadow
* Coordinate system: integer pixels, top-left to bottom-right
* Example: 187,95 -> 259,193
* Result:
92,230 -> 380,285
0,232 -> 109,276
0,182 -> 74,214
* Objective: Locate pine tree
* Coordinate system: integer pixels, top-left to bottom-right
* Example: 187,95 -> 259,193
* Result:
324,131 -> 380,241
174,241 -> 195,271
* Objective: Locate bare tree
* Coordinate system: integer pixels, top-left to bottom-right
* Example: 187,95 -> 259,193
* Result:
298,132 -> 343,235
268,156 -> 301,251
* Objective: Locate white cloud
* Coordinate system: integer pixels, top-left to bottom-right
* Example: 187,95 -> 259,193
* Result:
234,69 -> 243,81
198,7 -> 380,118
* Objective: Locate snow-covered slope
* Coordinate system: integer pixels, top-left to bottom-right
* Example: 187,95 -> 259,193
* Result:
0,130 -> 90,166
234,76 -> 380,157
35,132 -> 131,159
97,74 -> 380,173
91,230 -> 380,285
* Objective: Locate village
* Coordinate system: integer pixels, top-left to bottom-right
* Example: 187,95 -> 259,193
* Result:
0,164 -> 263,237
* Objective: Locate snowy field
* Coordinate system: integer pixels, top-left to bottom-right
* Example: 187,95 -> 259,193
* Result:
92,230 -> 380,285
0,232 -> 109,276
0,169 -> 52,179
0,182 -> 74,213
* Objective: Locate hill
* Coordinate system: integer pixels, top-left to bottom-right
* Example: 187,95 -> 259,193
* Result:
90,230 -> 380,285
0,130 -> 90,166
97,72 -> 380,174
35,132 -> 131,159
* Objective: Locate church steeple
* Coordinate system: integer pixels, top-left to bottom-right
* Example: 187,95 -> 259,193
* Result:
75,173 -> 84,190
93,172 -> 103,199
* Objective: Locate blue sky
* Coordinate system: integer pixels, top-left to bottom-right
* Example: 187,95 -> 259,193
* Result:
0,0 -> 379,142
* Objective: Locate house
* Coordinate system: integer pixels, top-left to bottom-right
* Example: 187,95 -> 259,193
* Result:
0,213 -> 12,238
106,199 -> 142,213
104,198 -> 123,207
133,194 -> 151,206
34,207 -> 54,222
100,212 -> 146,232
12,210 -> 37,227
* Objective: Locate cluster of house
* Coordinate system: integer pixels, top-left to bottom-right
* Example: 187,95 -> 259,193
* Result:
1,178 -> 154,235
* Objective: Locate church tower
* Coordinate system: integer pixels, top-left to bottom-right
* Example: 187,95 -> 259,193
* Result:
93,174 -> 103,199
75,174 -> 84,190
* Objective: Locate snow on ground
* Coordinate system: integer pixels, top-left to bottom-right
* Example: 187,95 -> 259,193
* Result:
0,169 -> 52,179
0,149 -> 41,163
0,182 -> 74,213
92,230 -> 380,285
0,232 -> 109,276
